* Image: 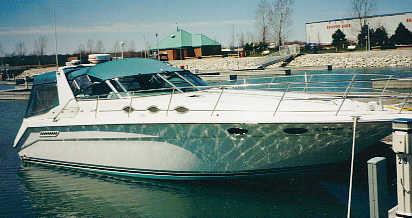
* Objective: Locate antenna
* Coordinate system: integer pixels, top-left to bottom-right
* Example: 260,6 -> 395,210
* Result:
50,0 -> 59,69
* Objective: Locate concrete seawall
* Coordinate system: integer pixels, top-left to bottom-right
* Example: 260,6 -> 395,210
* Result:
288,49 -> 412,69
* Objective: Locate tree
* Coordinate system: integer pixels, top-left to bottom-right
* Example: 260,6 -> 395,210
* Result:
357,25 -> 373,49
255,0 -> 270,44
0,42 -> 4,65
351,0 -> 376,27
33,36 -> 47,65
77,44 -> 86,63
390,22 -> 412,45
0,42 -> 3,57
332,29 -> 347,50
269,0 -> 294,46
128,40 -> 136,52
239,32 -> 245,48
77,43 -> 85,54
86,39 -> 95,54
95,40 -> 105,53
14,41 -> 26,57
112,41 -> 120,56
372,26 -> 388,46
244,42 -> 253,55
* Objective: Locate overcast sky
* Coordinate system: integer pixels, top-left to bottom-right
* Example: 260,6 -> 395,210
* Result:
0,0 -> 411,55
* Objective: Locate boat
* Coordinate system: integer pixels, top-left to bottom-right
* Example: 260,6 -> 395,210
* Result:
13,58 -> 412,180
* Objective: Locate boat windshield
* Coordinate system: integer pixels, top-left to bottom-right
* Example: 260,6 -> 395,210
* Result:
112,70 -> 208,95
71,70 -> 208,98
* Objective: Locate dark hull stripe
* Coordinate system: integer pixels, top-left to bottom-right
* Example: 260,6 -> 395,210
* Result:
21,157 -> 339,180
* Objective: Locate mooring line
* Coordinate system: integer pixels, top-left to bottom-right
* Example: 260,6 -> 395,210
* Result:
347,116 -> 359,218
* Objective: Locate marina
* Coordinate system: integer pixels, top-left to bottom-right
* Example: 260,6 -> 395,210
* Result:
1,0 -> 411,216
1,62 -> 411,216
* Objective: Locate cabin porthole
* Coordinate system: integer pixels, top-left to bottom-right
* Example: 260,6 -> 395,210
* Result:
147,105 -> 160,113
175,106 -> 189,113
122,106 -> 135,113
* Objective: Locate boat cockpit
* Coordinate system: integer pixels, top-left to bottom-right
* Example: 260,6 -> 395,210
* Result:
64,59 -> 208,99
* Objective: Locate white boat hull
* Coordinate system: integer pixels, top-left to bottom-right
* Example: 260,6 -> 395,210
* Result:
17,122 -> 390,179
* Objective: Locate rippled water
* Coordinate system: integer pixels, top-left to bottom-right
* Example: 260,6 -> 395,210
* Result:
0,66 -> 401,217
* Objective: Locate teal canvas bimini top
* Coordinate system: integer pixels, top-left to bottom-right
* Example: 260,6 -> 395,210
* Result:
33,71 -> 57,85
68,58 -> 183,81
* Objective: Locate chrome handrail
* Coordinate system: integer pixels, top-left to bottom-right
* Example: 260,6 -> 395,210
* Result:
273,83 -> 290,117
69,73 -> 412,117
211,88 -> 225,117
336,75 -> 356,116
166,88 -> 175,116
53,98 -> 77,122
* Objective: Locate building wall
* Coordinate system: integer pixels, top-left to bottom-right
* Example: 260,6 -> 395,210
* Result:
306,12 -> 412,45
194,47 -> 202,57
159,46 -> 220,60
194,45 -> 221,57
162,49 -> 176,61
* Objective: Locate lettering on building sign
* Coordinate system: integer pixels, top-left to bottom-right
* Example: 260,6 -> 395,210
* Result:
327,24 -> 351,30
407,18 -> 412,23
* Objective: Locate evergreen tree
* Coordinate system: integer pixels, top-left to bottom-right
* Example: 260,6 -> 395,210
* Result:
357,25 -> 373,49
373,26 -> 389,46
332,29 -> 347,50
390,22 -> 412,45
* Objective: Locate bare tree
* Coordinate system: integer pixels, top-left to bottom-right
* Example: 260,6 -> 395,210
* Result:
112,41 -> 120,57
255,0 -> 270,44
142,34 -> 150,58
0,42 -> 4,65
0,42 -> 3,57
77,43 -> 85,62
86,39 -> 95,54
246,31 -> 256,44
128,40 -> 136,52
15,41 -> 27,57
34,36 -> 47,56
33,36 -> 47,65
77,43 -> 85,54
239,32 -> 245,48
351,0 -> 376,27
95,40 -> 105,53
269,0 -> 294,46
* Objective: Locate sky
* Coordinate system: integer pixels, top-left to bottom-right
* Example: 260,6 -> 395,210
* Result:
0,0 -> 411,55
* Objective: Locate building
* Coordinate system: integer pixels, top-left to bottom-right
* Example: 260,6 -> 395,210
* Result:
306,12 -> 412,45
151,29 -> 221,60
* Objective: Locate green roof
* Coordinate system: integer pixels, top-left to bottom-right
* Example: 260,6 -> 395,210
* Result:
67,58 -> 183,81
151,29 -> 220,50
192,34 -> 220,47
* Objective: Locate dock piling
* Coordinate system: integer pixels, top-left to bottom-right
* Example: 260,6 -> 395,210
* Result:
368,157 -> 388,218
390,118 -> 412,217
328,65 -> 333,71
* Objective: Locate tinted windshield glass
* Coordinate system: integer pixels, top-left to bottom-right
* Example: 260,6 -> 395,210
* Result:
163,71 -> 208,88
115,71 -> 208,95
25,83 -> 59,117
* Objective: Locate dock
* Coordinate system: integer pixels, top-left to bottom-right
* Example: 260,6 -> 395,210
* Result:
373,78 -> 412,89
0,88 -> 30,100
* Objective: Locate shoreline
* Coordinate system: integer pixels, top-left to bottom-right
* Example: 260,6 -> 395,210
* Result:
168,48 -> 412,72
288,48 -> 412,69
